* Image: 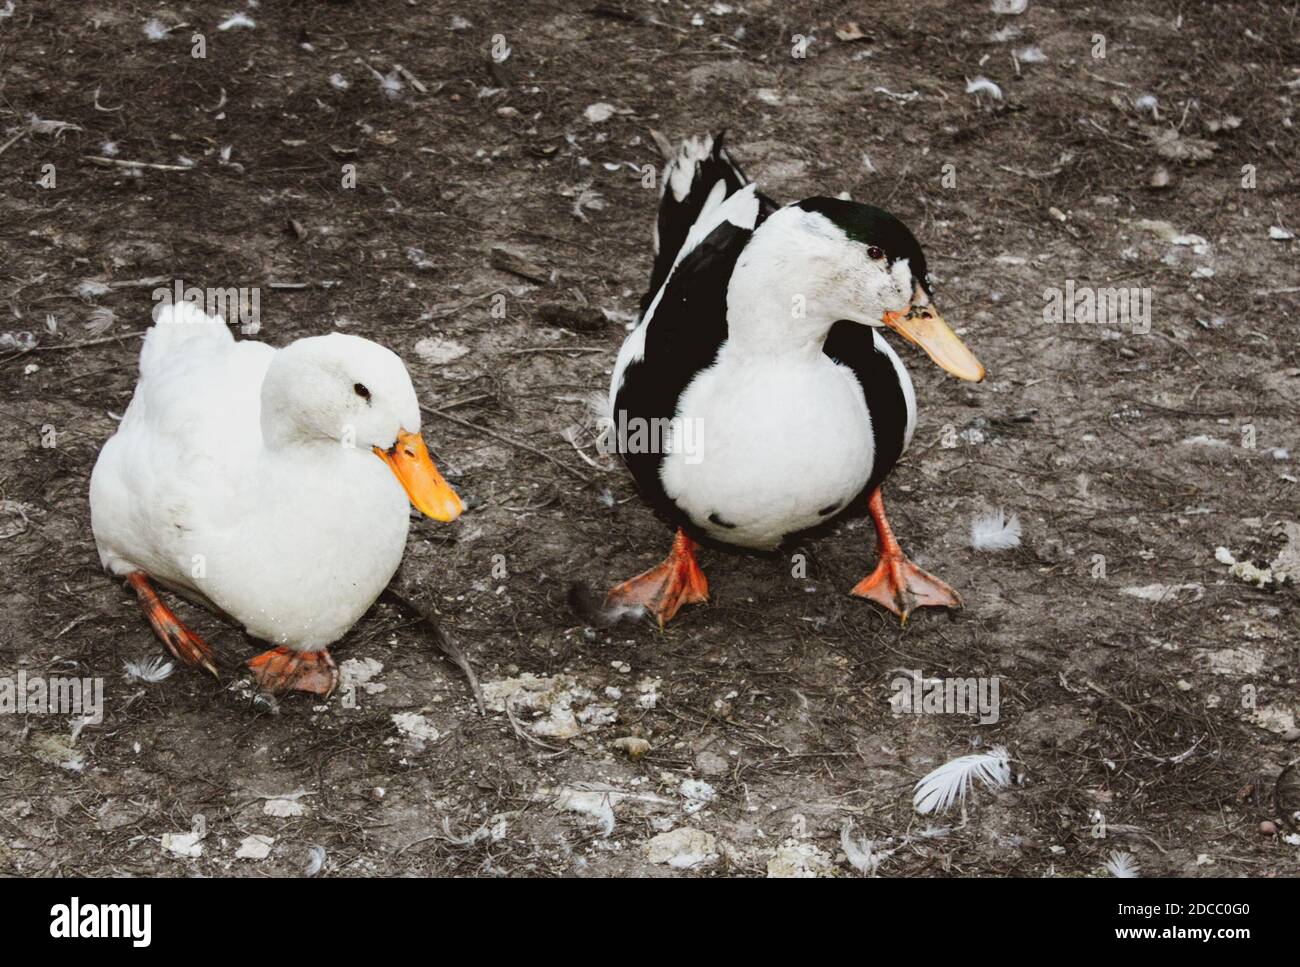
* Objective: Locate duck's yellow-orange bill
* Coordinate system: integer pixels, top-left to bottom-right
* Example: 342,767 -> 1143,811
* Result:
883,303 -> 985,383
374,429 -> 463,522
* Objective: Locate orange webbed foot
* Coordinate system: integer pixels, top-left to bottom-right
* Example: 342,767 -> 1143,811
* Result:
605,528 -> 709,627
850,554 -> 962,623
849,488 -> 962,624
248,647 -> 339,696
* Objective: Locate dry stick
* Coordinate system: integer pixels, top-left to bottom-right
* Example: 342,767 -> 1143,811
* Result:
506,346 -> 606,355
0,130 -> 28,157
0,330 -> 146,365
384,588 -> 484,714
84,156 -> 194,172
393,64 -> 428,94
420,403 -> 591,483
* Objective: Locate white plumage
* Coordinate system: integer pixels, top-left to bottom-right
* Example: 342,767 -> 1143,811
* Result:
89,302 -> 426,653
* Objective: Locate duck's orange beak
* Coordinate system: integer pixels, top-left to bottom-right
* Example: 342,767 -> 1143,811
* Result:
883,287 -> 985,383
373,429 -> 463,522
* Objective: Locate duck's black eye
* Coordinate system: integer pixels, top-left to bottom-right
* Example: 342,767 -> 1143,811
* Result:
354,383 -> 371,401
867,245 -> 885,261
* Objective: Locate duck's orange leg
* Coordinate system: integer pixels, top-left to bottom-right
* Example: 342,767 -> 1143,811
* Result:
850,489 -> 961,624
126,572 -> 219,678
605,528 -> 709,627
248,647 -> 339,697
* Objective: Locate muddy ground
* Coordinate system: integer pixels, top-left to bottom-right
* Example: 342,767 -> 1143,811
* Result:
1,0 -> 1297,878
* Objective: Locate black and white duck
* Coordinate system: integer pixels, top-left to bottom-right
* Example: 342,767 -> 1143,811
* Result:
598,132 -> 985,626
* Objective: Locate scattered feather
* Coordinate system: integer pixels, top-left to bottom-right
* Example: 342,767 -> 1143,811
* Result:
217,12 -> 256,31
1103,850 -> 1141,878
966,76 -> 1003,100
554,785 -> 621,836
143,17 -> 169,41
841,820 -> 888,875
124,655 -> 175,683
28,114 -> 84,137
378,68 -> 404,99
304,844 -> 327,876
568,582 -> 646,628
328,72 -> 350,90
991,0 -> 1028,13
1015,46 -> 1047,63
970,508 -> 1021,551
100,140 -> 119,157
913,746 -> 1013,815
572,185 -> 606,222
76,279 -> 111,299
1268,225 -> 1294,241
85,306 -> 117,335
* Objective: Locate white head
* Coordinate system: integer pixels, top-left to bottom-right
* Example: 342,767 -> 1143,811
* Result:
261,333 -> 419,450
261,333 -> 462,521
732,198 -> 984,381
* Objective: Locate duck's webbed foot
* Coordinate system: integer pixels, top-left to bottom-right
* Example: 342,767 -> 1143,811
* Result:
604,528 -> 709,628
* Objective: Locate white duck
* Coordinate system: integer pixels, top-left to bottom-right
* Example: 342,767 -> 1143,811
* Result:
89,301 -> 463,696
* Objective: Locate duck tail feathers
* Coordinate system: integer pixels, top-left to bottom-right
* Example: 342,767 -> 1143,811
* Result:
140,299 -> 234,376
643,130 -> 750,305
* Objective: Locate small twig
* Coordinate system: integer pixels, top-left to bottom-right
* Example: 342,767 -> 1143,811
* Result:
92,86 -> 124,112
84,156 -> 193,172
0,130 -> 29,157
87,276 -> 170,291
421,404 -> 591,483
0,330 -> 146,365
997,164 -> 1063,180
384,588 -> 484,714
394,64 -> 427,94
506,346 -> 605,355
1084,70 -> 1130,89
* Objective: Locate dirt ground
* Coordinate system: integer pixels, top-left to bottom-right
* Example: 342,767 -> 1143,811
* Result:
1,0 -> 1297,878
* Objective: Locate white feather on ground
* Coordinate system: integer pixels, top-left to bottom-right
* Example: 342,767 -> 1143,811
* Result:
970,508 -> 1021,550
217,12 -> 256,30
123,655 -> 174,683
913,746 -> 1013,815
840,820 -> 888,875
965,76 -> 1004,100
1103,850 -> 1141,878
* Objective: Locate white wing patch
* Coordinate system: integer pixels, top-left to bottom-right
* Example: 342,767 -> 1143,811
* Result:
609,184 -> 761,413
